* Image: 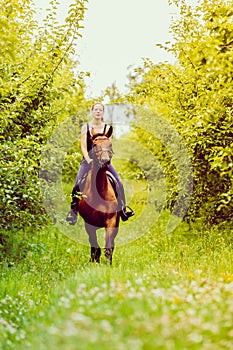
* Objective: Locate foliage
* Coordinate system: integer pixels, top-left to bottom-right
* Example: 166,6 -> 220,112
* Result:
0,0 -> 88,231
126,0 -> 233,225
0,218 -> 233,349
1,2 -> 233,348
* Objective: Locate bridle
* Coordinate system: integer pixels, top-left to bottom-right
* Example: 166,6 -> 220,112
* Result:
92,136 -> 113,166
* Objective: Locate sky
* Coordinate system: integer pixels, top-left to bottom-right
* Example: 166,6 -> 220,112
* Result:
33,0 -> 190,98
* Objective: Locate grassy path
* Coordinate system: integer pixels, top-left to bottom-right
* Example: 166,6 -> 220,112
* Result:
1,217 -> 233,349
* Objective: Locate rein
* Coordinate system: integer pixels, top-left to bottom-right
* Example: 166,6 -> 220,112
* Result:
95,148 -> 113,154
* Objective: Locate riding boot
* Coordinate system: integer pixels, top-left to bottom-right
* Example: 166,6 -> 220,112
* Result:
120,205 -> 135,221
117,185 -> 135,221
66,184 -> 80,225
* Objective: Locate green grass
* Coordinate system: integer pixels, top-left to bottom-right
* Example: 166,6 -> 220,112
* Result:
1,212 -> 233,350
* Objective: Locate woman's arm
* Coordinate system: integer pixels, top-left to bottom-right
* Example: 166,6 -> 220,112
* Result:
80,124 -> 92,164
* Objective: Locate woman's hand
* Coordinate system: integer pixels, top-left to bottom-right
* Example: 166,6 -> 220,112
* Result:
86,158 -> 93,164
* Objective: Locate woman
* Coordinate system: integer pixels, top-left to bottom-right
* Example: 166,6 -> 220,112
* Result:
66,102 -> 134,225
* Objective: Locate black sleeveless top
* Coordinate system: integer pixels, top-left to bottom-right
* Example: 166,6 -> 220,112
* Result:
86,123 -> 108,153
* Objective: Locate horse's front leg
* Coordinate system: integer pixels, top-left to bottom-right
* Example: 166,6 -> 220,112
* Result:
104,225 -> 119,265
85,223 -> 101,263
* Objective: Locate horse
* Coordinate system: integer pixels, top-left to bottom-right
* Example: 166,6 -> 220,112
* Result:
78,126 -> 120,265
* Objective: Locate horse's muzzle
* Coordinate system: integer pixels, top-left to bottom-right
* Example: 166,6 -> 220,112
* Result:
100,160 -> 110,169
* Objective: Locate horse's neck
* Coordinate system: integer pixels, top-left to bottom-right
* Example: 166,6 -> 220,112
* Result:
91,165 -> 108,197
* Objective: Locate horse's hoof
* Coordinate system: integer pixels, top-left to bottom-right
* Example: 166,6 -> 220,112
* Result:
90,247 -> 101,263
104,248 -> 113,265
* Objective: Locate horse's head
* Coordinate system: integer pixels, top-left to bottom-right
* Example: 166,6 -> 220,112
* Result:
92,126 -> 113,169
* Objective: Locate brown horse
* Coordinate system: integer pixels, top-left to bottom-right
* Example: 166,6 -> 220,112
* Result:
78,126 -> 120,265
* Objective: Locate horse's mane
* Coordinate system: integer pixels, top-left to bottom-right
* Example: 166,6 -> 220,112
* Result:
91,126 -> 113,141
92,133 -> 108,141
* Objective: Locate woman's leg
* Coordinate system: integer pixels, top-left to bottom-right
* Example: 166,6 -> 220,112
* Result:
108,164 -> 126,207
75,158 -> 92,186
72,158 -> 91,203
66,159 -> 91,224
108,164 -> 134,221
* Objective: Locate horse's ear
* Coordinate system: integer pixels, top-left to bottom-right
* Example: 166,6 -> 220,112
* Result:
105,125 -> 113,138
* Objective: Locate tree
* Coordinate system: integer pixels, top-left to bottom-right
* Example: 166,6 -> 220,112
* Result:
0,0 -> 88,231
127,0 -> 233,224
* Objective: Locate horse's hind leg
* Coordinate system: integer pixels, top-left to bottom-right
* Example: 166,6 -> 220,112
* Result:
85,223 -> 101,263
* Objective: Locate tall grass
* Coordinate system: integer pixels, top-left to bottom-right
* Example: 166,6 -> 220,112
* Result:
1,211 -> 233,349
